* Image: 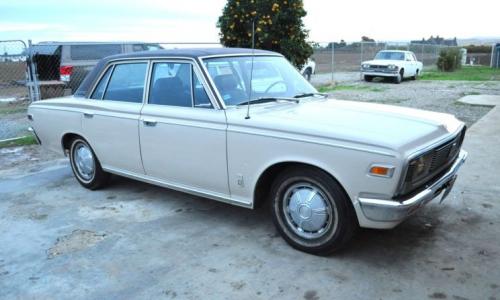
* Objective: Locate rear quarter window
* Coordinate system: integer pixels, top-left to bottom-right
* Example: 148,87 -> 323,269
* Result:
70,44 -> 122,60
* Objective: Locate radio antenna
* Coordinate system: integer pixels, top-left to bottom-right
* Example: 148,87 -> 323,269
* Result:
245,18 -> 256,120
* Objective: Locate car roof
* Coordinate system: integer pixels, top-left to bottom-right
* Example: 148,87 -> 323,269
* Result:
75,47 -> 282,98
103,47 -> 280,61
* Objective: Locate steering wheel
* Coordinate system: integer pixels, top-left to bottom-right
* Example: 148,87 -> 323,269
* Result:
264,80 -> 287,94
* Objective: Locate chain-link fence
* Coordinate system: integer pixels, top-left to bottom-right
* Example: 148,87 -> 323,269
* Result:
0,42 -> 221,101
1,39 -> 497,104
0,40 -> 30,102
312,41 -> 459,74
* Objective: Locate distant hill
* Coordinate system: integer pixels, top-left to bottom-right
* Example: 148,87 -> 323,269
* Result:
457,37 -> 500,46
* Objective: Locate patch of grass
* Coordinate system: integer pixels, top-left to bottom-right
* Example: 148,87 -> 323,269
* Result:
317,84 -> 386,93
0,106 -> 26,115
0,135 -> 37,148
0,101 -> 28,115
420,66 -> 500,81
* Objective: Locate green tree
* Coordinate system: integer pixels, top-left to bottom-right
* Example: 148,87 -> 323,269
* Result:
217,0 -> 313,68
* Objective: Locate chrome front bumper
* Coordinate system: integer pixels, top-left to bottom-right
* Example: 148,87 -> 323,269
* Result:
359,150 -> 468,222
361,70 -> 399,77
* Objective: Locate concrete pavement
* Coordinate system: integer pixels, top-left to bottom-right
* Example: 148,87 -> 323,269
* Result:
1,99 -> 500,299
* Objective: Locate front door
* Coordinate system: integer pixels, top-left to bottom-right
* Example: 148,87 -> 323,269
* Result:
139,60 -> 229,197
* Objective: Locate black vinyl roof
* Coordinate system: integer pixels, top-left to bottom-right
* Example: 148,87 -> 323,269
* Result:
75,47 -> 280,97
105,47 -> 279,61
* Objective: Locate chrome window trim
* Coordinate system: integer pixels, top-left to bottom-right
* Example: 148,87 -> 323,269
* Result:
394,124 -> 466,198
146,58 -> 220,109
88,60 -> 150,104
89,64 -> 114,100
189,65 -> 194,107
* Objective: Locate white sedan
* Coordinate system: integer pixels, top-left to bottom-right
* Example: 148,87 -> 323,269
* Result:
361,50 -> 423,83
28,48 -> 466,255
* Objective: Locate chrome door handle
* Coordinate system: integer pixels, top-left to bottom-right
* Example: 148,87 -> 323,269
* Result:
83,112 -> 94,118
143,119 -> 157,127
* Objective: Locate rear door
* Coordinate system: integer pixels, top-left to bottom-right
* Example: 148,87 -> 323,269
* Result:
139,59 -> 229,197
81,60 -> 148,174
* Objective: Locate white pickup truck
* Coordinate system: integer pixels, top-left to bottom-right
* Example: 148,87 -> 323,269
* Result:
361,50 -> 423,83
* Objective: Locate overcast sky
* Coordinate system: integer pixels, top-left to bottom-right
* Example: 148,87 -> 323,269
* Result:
0,0 -> 498,44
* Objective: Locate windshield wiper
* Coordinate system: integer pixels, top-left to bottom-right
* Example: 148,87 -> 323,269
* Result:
293,92 -> 328,99
236,97 -> 299,106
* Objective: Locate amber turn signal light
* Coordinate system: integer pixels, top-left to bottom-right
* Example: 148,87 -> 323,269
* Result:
369,165 -> 394,177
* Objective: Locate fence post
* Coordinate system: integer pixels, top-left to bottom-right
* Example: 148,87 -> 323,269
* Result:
421,44 -> 424,63
490,44 -> 495,67
497,49 -> 500,69
330,43 -> 334,84
360,42 -> 364,80
27,40 -> 40,101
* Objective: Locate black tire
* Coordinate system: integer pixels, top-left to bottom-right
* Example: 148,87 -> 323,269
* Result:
270,166 -> 358,255
69,138 -> 110,190
364,75 -> 373,82
303,68 -> 312,81
412,69 -> 419,80
394,69 -> 403,84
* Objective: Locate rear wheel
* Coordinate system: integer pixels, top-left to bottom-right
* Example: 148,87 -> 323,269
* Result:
69,138 -> 110,190
412,69 -> 419,80
270,166 -> 358,255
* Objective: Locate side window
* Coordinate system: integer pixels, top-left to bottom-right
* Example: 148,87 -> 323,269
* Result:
90,66 -> 112,100
103,63 -> 147,103
149,62 -> 193,107
192,71 -> 213,108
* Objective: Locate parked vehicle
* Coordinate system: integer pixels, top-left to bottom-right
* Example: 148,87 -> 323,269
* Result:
28,48 -> 467,255
361,50 -> 423,83
300,58 -> 316,81
29,42 -> 163,98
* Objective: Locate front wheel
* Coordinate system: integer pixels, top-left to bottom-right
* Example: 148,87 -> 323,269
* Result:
69,138 -> 110,190
394,70 -> 403,84
270,166 -> 358,255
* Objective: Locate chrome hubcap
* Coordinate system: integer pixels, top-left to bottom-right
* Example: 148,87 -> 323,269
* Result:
282,183 -> 336,239
74,143 -> 95,181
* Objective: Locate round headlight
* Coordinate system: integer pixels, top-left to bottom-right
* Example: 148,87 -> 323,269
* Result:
388,64 -> 398,70
362,64 -> 370,69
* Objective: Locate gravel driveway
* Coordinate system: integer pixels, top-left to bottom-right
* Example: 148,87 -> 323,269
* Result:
322,79 -> 500,127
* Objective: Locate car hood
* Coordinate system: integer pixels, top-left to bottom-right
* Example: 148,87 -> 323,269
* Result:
362,59 -> 404,66
227,99 -> 463,156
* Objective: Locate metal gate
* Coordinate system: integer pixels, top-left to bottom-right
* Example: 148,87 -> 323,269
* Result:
0,40 -> 34,102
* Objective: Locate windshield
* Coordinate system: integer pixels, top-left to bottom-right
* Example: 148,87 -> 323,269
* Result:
374,51 -> 405,60
203,55 -> 317,106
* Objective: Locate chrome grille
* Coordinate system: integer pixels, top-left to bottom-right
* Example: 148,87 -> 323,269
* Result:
369,65 -> 388,69
398,127 -> 466,198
